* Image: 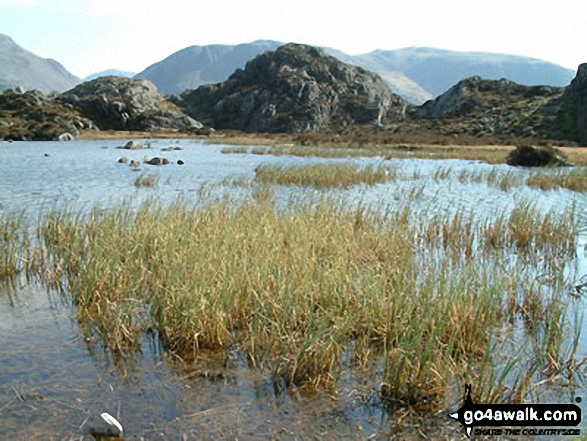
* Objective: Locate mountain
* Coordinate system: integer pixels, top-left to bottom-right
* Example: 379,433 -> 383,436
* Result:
84,69 -> 136,82
171,43 -> 406,133
0,34 -> 79,92
137,41 -> 575,105
134,40 -> 283,94
354,47 -> 576,100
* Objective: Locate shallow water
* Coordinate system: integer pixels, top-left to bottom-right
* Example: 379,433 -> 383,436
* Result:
1,139 -> 587,439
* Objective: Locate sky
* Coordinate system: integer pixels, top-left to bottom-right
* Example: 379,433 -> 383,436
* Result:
0,0 -> 585,78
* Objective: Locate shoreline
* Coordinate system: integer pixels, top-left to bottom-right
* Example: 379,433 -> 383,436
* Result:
71,129 -> 587,165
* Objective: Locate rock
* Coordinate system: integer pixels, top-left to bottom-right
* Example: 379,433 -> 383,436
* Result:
119,140 -> 143,150
57,132 -> 75,141
145,157 -> 169,165
130,160 -> 140,168
118,157 -> 128,163
162,146 -> 182,151
59,76 -> 204,132
177,159 -> 185,165
506,145 -> 569,167
570,63 -> 587,146
171,43 -> 408,133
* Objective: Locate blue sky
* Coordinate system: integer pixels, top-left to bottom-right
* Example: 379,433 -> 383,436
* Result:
0,0 -> 584,78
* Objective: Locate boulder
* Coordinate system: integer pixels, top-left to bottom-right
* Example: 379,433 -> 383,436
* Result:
118,157 -> 128,163
171,43 -> 407,133
145,157 -> 169,165
129,160 -> 140,168
57,132 -> 75,141
177,159 -> 185,165
119,140 -> 143,150
506,145 -> 569,167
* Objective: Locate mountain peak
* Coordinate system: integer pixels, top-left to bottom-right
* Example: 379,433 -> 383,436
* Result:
172,43 -> 407,133
0,34 -> 79,92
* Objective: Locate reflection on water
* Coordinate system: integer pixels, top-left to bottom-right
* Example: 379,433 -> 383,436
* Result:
1,139 -> 587,439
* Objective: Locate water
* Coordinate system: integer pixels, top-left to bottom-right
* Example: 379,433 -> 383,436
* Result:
1,139 -> 587,439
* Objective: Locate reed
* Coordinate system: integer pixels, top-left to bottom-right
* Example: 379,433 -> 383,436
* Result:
527,169 -> 587,192
0,214 -> 26,278
3,191 -> 578,408
254,163 -> 397,188
221,146 -> 249,154
134,174 -> 159,188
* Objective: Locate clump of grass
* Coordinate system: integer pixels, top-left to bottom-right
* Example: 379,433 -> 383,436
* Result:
221,146 -> 249,154
527,169 -> 587,192
0,214 -> 26,278
134,174 -> 159,188
24,194 -> 580,408
254,163 -> 397,188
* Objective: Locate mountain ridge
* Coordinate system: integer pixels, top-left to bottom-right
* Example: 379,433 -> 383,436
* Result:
0,34 -> 80,92
135,41 -> 576,104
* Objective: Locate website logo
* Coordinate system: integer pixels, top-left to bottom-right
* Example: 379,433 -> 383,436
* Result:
449,384 -> 582,438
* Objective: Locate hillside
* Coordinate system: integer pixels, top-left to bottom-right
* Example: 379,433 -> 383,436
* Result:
134,40 -> 283,94
0,34 -> 79,92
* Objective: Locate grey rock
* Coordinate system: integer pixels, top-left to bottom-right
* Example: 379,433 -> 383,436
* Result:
120,140 -> 143,150
59,76 -> 203,132
145,157 -> 169,165
57,132 -> 75,141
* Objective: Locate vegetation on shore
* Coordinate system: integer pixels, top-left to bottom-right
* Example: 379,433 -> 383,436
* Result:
254,163 -> 397,188
1,176 -> 582,407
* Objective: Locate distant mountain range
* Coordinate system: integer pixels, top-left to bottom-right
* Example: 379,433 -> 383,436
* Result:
134,41 -> 576,104
84,69 -> 136,82
0,34 -> 79,92
0,33 -> 578,104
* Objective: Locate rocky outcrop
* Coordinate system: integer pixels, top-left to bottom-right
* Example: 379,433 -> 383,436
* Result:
506,145 -> 569,167
172,43 -> 408,133
0,89 -> 93,140
60,76 -> 203,132
412,76 -> 568,140
569,63 -> 587,145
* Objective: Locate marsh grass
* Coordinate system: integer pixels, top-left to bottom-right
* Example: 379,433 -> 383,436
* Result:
527,168 -> 587,192
15,193 -> 579,408
221,147 -> 249,154
215,142 -> 518,163
134,174 -> 159,188
0,214 -> 26,278
434,167 -> 523,191
254,163 -> 397,188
